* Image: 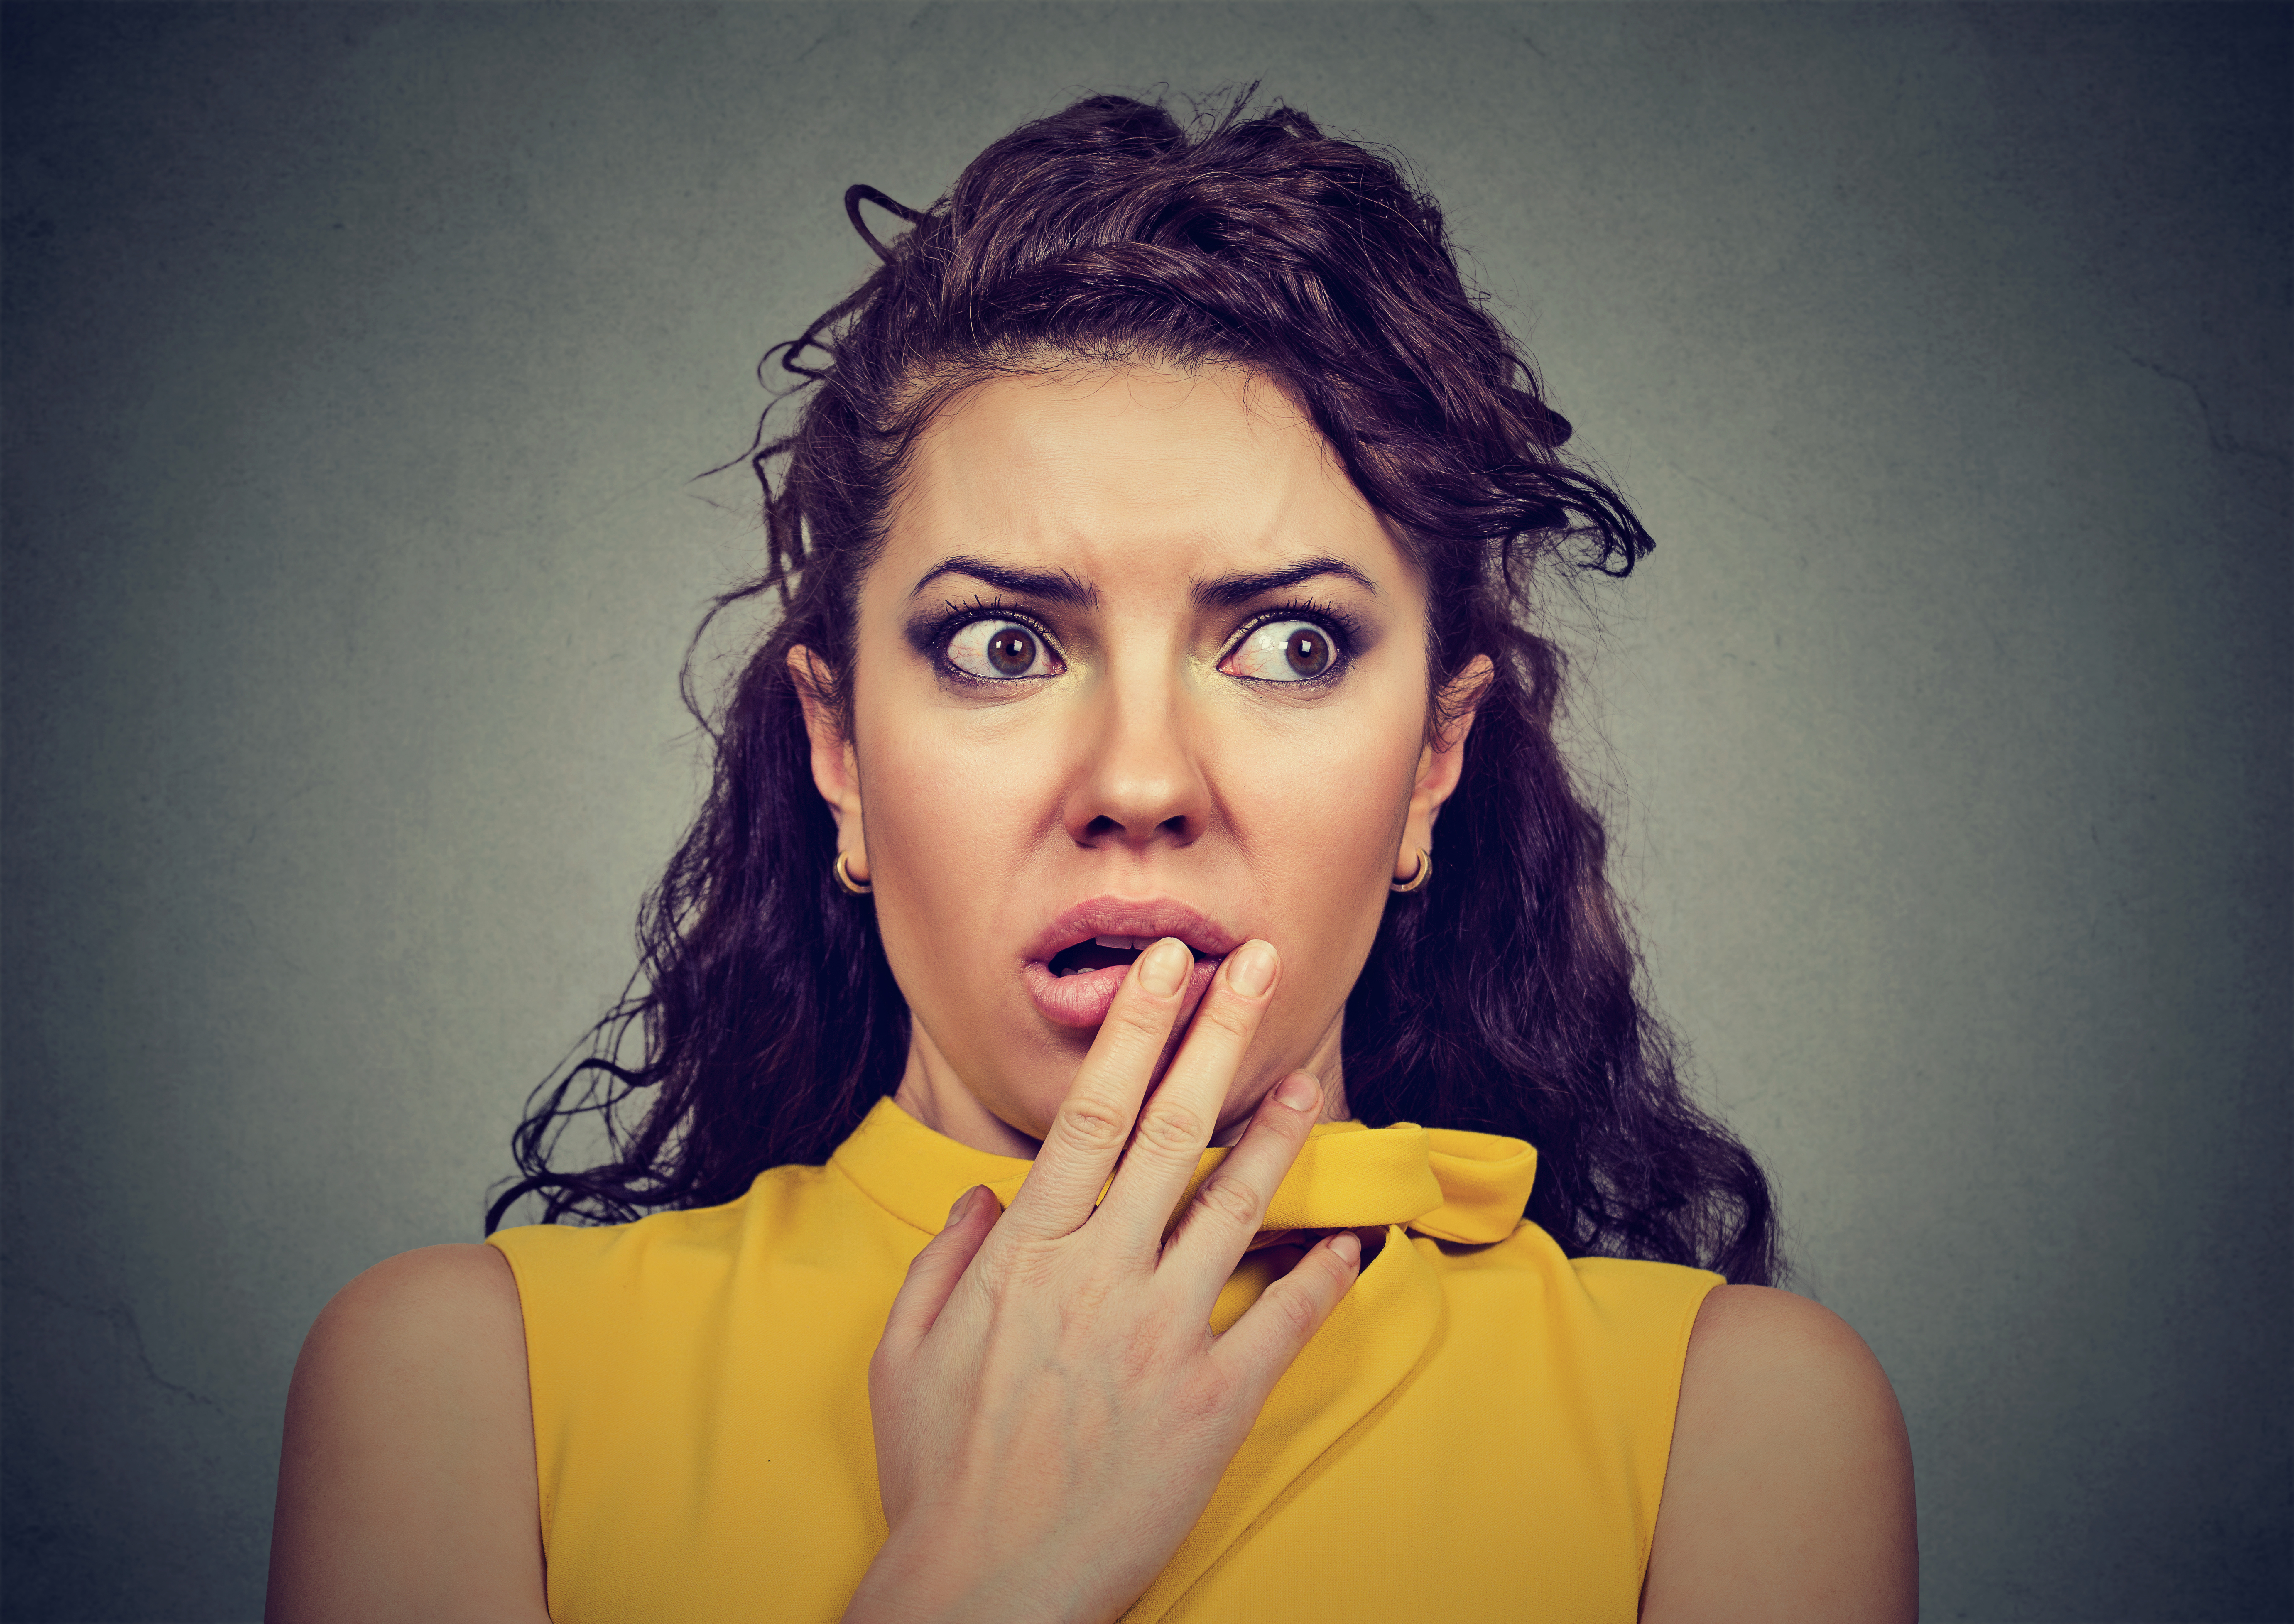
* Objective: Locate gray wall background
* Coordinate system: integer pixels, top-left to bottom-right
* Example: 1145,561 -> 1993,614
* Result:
4,5 -> 2286,1619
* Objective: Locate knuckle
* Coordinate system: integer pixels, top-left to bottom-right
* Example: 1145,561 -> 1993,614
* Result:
973,1240 -> 1036,1295
1192,1172 -> 1262,1231
1055,1095 -> 1131,1155
1114,992 -> 1177,1041
1134,1100 -> 1210,1155
1192,994 -> 1261,1044
962,1244 -> 1004,1292
1270,1279 -> 1321,1339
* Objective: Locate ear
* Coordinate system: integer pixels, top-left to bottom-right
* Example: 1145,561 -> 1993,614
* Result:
789,646 -> 868,884
1396,654 -> 1493,884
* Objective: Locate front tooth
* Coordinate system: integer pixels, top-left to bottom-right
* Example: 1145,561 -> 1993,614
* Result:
1095,936 -> 1133,950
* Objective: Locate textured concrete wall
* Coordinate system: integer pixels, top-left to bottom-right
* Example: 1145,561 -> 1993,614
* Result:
4,6 -> 2286,1619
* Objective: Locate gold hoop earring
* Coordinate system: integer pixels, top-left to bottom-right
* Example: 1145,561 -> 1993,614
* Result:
1390,846 -> 1432,894
833,851 -> 873,896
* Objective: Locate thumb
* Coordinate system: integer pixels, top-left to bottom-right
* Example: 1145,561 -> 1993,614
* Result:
878,1184 -> 1001,1359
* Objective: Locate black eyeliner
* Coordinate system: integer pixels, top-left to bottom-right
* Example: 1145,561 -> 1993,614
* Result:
907,597 -> 1066,687
1219,596 -> 1366,687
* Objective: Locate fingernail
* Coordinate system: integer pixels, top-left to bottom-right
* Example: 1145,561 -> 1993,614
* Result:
945,1186 -> 978,1228
1329,1230 -> 1362,1267
1275,1072 -> 1320,1113
1138,937 -> 1191,997
1227,940 -> 1277,997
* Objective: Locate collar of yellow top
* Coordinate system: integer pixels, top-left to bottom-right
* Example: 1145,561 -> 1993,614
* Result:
829,1096 -> 1537,1246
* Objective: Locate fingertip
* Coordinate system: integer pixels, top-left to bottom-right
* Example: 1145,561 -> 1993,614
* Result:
941,1184 -> 1002,1233
1328,1229 -> 1363,1269
1136,936 -> 1191,998
1225,939 -> 1278,998
889,1185 -> 999,1347
1272,1071 -> 1320,1115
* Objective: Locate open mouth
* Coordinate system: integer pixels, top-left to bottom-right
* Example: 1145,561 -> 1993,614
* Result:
1023,902 -> 1239,1029
1047,936 -> 1220,978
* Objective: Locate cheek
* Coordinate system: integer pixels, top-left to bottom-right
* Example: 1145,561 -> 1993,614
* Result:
848,701 -> 1091,1074
1227,734 -> 1410,874
858,712 -> 1066,914
1227,720 -> 1420,960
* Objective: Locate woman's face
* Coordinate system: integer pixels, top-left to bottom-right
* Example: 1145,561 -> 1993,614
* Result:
798,363 -> 1480,1156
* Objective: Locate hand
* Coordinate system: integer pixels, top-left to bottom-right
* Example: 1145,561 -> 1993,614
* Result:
842,937 -> 1364,1624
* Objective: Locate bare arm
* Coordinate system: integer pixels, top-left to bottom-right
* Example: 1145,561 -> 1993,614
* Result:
266,1242 -> 550,1624
1641,1284 -> 1917,1622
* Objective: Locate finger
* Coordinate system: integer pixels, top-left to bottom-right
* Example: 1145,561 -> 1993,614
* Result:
1159,1070 -> 1321,1314
995,938 -> 1192,1244
1211,1229 -> 1363,1401
876,1184 -> 1001,1361
1090,940 -> 1280,1257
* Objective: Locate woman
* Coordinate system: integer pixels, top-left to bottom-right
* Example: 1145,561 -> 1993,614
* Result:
267,94 -> 1915,1622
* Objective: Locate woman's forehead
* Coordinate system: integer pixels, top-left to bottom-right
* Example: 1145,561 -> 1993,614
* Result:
875,363 -> 1409,604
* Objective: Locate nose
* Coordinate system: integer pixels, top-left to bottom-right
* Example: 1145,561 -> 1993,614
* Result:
1061,658 -> 1211,850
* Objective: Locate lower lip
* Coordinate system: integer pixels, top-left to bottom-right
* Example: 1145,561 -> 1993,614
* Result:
1023,953 -> 1223,1029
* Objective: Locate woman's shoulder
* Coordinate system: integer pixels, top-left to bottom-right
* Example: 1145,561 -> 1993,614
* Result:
1673,1285 -> 1908,1451
290,1244 -> 531,1436
1680,1282 -> 1889,1370
322,1238 -> 523,1320
271,1245 -> 549,1621
1640,1285 -> 1918,1621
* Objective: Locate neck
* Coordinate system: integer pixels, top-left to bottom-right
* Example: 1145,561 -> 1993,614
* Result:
891,1015 -> 1352,1159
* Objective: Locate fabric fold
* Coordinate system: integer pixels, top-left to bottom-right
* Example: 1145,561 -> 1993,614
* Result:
830,1098 -> 1537,1244
494,1089 -> 1721,1623
824,1101 -> 1537,1620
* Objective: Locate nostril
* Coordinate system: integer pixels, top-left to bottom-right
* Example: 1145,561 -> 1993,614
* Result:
1073,807 -> 1199,845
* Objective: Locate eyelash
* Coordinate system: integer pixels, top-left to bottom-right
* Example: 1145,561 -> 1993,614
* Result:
917,596 -> 1363,688
919,598 -> 1064,688
1218,598 -> 1361,688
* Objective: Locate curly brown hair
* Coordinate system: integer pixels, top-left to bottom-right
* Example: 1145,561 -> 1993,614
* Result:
490,91 -> 1779,1288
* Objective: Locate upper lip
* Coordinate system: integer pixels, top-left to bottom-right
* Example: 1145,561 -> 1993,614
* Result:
1023,897 -> 1244,964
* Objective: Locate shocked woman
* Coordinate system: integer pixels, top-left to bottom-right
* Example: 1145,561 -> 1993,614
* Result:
267,94 -> 1917,1623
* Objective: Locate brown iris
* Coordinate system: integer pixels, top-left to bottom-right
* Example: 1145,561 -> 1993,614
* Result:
987,627 -> 1038,676
1284,628 -> 1331,677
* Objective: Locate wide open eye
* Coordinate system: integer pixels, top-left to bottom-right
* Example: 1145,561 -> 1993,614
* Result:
945,618 -> 1058,681
1222,619 -> 1339,683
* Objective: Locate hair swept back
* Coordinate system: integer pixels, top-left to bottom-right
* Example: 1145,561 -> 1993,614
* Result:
489,91 -> 1779,1287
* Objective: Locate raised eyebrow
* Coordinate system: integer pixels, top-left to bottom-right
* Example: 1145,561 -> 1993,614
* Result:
1191,557 -> 1376,609
909,556 -> 1098,607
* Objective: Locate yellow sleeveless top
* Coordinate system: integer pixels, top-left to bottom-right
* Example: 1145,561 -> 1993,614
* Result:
488,1099 -> 1720,1623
